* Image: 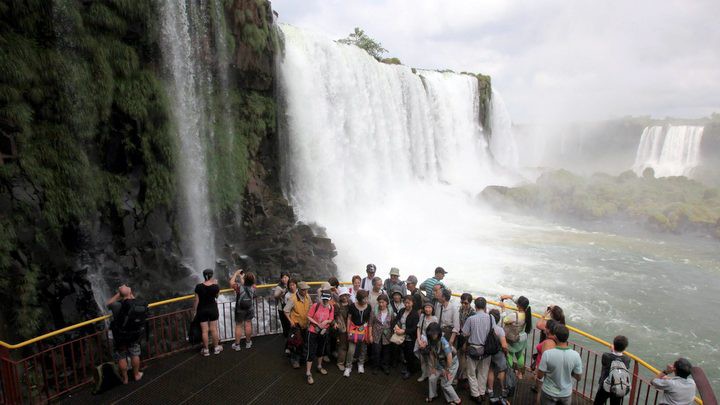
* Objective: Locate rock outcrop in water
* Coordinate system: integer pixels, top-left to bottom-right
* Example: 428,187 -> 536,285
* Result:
0,1 -> 336,342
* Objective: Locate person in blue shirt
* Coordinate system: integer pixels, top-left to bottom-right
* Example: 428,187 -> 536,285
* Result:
425,322 -> 461,404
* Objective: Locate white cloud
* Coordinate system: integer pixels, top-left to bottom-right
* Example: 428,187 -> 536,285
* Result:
271,0 -> 720,123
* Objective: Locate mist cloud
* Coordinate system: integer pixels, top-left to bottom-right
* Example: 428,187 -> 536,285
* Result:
271,0 -> 720,123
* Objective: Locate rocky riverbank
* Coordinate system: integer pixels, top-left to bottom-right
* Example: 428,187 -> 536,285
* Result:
480,169 -> 720,240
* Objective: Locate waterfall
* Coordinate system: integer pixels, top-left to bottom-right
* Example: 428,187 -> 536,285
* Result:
159,1 -> 228,273
489,89 -> 519,170
633,125 -> 704,177
277,25 -> 519,276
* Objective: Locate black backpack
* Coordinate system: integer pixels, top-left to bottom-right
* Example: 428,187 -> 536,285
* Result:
236,286 -> 254,310
482,317 -> 501,357
112,300 -> 148,345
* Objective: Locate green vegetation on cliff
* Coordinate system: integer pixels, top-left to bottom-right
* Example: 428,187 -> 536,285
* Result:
481,170 -> 720,239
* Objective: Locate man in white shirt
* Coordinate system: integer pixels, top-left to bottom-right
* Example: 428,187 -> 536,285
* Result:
651,358 -> 697,405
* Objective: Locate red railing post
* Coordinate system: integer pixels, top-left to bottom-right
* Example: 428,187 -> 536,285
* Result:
0,347 -> 22,405
628,360 -> 640,405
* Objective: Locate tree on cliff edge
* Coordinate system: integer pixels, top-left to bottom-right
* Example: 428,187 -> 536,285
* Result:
338,27 -> 388,60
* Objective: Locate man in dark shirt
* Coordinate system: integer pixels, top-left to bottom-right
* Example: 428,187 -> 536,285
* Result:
594,335 -> 631,405
107,284 -> 143,384
405,275 -> 425,312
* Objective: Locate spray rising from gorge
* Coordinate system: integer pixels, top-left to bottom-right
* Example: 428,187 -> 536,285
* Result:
159,1 -> 231,273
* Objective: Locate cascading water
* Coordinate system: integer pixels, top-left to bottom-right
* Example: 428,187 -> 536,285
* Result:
489,89 -> 519,170
277,25 -> 520,280
159,1 -> 229,273
632,125 -> 704,177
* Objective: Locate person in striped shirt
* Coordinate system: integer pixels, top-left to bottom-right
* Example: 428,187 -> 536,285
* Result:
420,267 -> 448,298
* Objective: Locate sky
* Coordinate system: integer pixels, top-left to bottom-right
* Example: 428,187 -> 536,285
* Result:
270,0 -> 720,123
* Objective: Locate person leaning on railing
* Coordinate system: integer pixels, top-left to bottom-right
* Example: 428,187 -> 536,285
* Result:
499,294 -> 533,378
652,358 -> 697,405
230,270 -> 256,350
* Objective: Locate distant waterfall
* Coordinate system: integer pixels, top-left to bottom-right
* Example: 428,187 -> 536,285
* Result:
489,89 -> 519,170
159,1 -> 230,273
633,125 -> 704,177
277,25 -> 517,224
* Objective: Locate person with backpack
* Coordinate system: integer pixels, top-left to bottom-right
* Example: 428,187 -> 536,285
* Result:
594,335 -> 631,405
537,324 -> 583,405
193,269 -> 222,357
285,281 -> 312,369
304,291 -> 335,384
499,295 -> 533,378
425,322 -> 461,404
231,269 -> 256,350
461,297 -> 498,402
487,309 -> 510,401
107,284 -> 147,384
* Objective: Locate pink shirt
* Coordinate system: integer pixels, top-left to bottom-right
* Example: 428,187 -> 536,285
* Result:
308,303 -> 335,334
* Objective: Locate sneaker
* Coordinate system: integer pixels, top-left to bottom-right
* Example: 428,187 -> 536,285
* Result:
337,364 -> 346,371
231,343 -> 242,351
358,364 -> 365,374
323,355 -> 330,362
201,348 -> 210,357
285,348 -> 291,355
343,368 -> 351,378
417,375 -> 427,382
306,374 -> 314,385
317,367 -> 328,375
291,360 -> 300,369
214,345 -> 223,355
245,341 -> 252,349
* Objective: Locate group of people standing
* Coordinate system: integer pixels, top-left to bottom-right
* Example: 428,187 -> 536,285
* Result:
158,264 -> 697,405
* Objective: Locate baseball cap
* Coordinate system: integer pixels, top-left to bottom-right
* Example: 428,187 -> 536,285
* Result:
298,281 -> 310,290
435,267 -> 448,274
366,263 -> 376,273
405,275 -> 418,284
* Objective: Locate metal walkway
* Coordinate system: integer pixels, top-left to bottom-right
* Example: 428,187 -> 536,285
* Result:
58,334 -> 592,405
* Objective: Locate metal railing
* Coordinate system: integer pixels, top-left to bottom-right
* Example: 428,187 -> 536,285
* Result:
0,281 -> 710,404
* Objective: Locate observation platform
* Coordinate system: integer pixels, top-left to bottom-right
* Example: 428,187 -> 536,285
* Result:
57,334 -> 590,405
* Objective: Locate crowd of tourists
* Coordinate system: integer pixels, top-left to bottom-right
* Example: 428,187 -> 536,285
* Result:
106,265 -> 699,405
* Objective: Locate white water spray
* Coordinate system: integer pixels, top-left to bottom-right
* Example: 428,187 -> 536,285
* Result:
489,89 -> 520,170
633,125 -> 704,177
277,25 -> 521,280
159,1 -> 221,272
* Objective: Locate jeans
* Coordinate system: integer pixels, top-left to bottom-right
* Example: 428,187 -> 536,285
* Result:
594,387 -> 624,405
428,360 -> 460,402
466,355 -> 492,397
541,391 -> 572,405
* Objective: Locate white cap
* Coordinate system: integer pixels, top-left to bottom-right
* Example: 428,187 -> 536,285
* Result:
338,286 -> 351,296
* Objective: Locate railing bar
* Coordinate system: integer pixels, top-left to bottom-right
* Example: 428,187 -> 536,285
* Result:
590,350 -> 598,398
60,345 -> 69,391
78,338 -> 86,382
582,349 -> 591,395
49,350 -> 59,396
69,341 -> 78,388
153,317 -> 159,357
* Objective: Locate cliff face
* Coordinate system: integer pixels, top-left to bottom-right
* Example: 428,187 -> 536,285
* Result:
0,0 -> 336,342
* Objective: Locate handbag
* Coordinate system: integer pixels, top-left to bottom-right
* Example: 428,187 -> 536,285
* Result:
390,332 -> 405,345
188,317 -> 202,345
287,327 -> 303,350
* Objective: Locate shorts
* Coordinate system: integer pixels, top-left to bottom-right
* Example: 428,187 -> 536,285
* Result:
196,307 -> 219,323
235,307 -> 255,323
305,331 -> 328,362
490,351 -> 507,372
540,391 -> 571,405
113,341 -> 141,360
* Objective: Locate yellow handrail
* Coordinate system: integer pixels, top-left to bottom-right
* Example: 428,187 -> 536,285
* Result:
0,281 -> 702,403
